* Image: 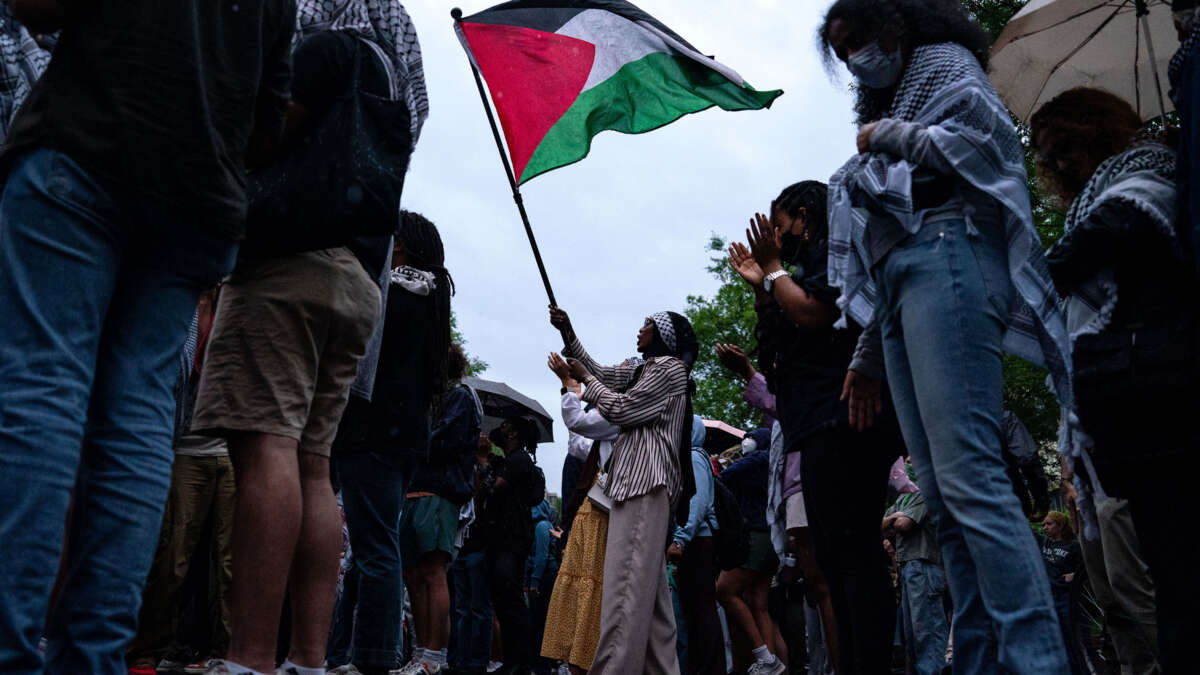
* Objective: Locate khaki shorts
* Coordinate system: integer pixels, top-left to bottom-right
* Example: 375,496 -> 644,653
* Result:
785,492 -> 809,530
192,248 -> 379,456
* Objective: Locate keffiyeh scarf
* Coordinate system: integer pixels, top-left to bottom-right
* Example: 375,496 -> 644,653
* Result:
0,5 -> 50,143
297,0 -> 430,145
390,264 -> 437,295
828,42 -> 1072,413
1060,141 -> 1179,537
649,311 -> 677,352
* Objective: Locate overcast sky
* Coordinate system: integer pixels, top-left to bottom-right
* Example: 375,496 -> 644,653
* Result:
401,0 -> 858,495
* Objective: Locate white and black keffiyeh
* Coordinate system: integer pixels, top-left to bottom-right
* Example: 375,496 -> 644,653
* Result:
0,5 -> 50,143
1059,141 -> 1178,534
649,311 -> 677,352
297,0 -> 430,145
828,42 -> 1072,412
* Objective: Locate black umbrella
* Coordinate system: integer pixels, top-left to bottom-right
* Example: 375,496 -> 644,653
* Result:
463,376 -> 555,444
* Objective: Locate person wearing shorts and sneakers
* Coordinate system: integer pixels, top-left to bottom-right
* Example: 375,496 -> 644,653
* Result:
396,346 -> 481,675
716,429 -> 784,675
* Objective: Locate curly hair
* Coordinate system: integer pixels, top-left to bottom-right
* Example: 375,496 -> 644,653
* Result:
818,0 -> 991,124
1030,87 -> 1143,204
1044,510 -> 1076,540
755,181 -> 830,392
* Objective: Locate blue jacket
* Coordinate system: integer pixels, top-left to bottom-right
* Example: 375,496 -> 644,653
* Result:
526,500 -> 558,590
674,416 -> 715,545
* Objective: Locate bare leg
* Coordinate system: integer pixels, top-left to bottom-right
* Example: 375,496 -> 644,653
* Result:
420,552 -> 453,650
749,574 -> 776,654
793,527 -> 840,674
226,434 -> 302,674
286,452 -> 340,668
404,568 -> 428,649
718,568 -> 763,669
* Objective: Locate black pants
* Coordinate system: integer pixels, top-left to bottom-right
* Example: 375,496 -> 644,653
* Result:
560,454 -> 584,541
1118,461 -> 1200,675
677,536 -> 724,675
799,425 -> 900,675
487,545 -> 531,668
528,570 -> 556,675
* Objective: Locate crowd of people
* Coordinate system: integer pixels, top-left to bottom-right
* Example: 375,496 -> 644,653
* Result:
0,0 -> 1197,674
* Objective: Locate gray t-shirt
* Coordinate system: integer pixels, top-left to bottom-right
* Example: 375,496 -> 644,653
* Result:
888,491 -> 940,564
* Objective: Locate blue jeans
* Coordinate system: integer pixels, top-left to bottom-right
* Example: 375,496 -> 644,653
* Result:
873,217 -> 1069,674
333,451 -> 409,669
901,560 -> 949,675
0,149 -> 237,674
450,551 -> 492,670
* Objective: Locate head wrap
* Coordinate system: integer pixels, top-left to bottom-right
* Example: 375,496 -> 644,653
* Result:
649,312 -> 677,352
0,4 -> 50,143
296,0 -> 430,145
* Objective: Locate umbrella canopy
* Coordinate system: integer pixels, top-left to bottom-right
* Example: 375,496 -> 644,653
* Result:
463,376 -> 555,444
990,0 -> 1178,123
702,419 -> 746,454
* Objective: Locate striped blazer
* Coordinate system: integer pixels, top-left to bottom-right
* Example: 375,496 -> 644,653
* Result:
567,337 -> 687,505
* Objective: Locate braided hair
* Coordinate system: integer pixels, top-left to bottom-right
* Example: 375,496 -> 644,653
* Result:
817,0 -> 990,124
755,181 -> 830,393
398,210 -> 455,411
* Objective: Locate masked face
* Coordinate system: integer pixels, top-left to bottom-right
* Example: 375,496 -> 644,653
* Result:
848,41 -> 904,90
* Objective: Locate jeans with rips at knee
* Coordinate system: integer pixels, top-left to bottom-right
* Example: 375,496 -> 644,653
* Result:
873,216 -> 1069,675
0,148 -> 237,675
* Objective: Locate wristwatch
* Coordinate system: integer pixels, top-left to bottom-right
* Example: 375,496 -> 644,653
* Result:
763,269 -> 788,292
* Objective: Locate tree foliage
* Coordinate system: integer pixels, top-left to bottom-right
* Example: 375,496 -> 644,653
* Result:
451,311 -> 489,376
684,235 -> 761,430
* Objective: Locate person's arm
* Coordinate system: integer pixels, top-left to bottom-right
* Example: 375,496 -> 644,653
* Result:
863,118 -> 955,174
742,372 -> 779,425
561,391 -> 619,441
550,307 -> 639,390
740,217 -> 838,330
245,3 -> 298,169
883,512 -> 915,533
674,452 -> 714,546
529,521 -> 551,590
580,359 -> 680,428
843,321 -> 885,431
1046,200 -> 1161,295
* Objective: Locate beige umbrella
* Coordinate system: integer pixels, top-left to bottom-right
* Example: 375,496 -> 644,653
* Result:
990,0 -> 1178,123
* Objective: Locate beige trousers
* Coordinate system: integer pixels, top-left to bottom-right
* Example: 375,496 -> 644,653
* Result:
590,486 -> 681,675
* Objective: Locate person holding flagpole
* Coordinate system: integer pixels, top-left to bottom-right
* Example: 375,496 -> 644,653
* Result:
550,307 -> 697,675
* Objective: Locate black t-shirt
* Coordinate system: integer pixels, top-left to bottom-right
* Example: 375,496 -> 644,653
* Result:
766,240 -> 862,446
1038,533 -> 1082,590
290,29 -> 400,279
333,283 -> 432,455
480,448 -> 536,549
4,0 -> 296,239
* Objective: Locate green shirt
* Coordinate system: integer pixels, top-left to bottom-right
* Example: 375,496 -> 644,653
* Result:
887,492 -> 940,564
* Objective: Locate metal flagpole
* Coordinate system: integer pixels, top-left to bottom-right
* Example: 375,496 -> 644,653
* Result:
452,7 -> 559,309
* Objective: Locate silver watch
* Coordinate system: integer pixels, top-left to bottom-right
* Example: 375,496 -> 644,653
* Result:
763,269 -> 788,292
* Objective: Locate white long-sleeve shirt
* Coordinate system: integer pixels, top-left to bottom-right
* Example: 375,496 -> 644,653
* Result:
561,390 -> 618,469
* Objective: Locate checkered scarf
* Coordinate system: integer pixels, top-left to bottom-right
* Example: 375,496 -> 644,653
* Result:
297,0 -> 429,145
828,42 -> 1072,409
1059,140 -> 1178,535
649,311 -> 677,352
0,5 -> 50,143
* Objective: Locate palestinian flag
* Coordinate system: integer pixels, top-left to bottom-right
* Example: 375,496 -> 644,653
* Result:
454,1 -> 782,184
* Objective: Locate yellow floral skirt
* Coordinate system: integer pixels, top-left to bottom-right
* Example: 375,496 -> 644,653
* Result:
540,495 -> 609,670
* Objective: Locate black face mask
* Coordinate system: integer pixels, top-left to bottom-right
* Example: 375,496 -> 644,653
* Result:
780,232 -> 806,265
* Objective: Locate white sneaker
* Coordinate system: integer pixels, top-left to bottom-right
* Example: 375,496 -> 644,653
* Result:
389,662 -> 440,675
327,666 -> 364,675
747,658 -> 786,675
486,662 -> 503,674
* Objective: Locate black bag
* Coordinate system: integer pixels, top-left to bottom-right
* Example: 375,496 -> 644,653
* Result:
242,37 -> 413,257
1073,313 -> 1199,457
524,462 -> 548,508
711,479 -> 749,571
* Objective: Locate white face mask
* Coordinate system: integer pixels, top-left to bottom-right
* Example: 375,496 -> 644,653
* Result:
848,41 -> 904,89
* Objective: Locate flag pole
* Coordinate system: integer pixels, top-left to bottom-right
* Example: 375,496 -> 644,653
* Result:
452,7 -> 559,309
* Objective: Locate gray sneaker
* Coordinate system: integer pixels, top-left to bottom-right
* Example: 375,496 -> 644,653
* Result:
328,666 -> 364,675
746,658 -> 786,675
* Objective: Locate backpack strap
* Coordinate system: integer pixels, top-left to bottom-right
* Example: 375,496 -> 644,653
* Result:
357,37 -> 398,101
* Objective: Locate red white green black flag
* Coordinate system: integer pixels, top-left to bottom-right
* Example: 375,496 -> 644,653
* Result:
454,1 -> 783,185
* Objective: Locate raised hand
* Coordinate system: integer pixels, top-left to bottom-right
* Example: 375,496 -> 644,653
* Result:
728,240 -> 765,288
549,305 -> 574,338
566,357 -> 591,383
747,212 -> 783,273
547,352 -> 571,381
715,343 -> 755,380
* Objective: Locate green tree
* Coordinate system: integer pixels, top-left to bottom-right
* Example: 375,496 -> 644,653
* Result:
685,235 -> 761,430
451,311 -> 489,375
